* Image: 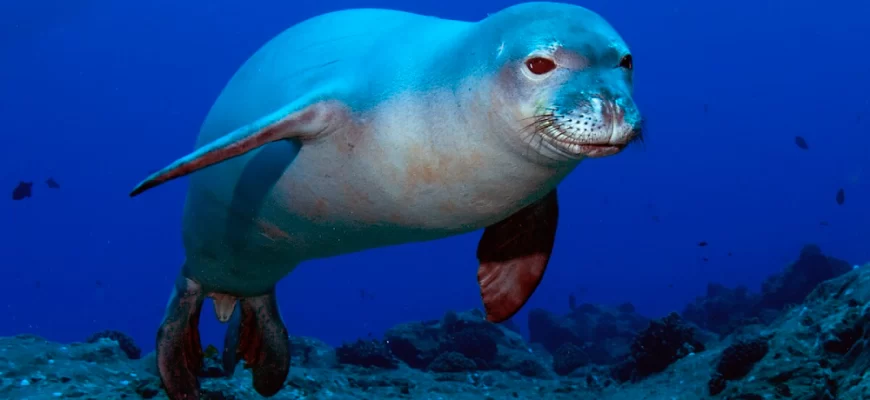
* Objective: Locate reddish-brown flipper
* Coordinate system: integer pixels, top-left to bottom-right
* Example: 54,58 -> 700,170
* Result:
129,101 -> 339,198
156,276 -> 205,400
222,291 -> 291,397
477,189 -> 559,323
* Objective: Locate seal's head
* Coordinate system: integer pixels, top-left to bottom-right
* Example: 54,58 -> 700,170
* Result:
478,2 -> 643,163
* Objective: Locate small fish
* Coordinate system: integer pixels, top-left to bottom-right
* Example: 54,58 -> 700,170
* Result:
820,220 -> 829,226
702,257 -> 709,262
698,241 -> 708,247
836,188 -> 845,205
46,177 -> 60,189
727,252 -> 733,256
651,215 -> 660,222
12,181 -> 33,200
794,136 -> 809,150
568,293 -> 577,310
703,104 -> 709,112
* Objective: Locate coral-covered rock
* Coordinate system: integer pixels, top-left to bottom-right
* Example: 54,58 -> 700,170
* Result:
528,303 -> 648,365
85,330 -> 141,360
384,320 -> 443,369
290,335 -> 337,368
682,283 -> 761,336
428,352 -> 477,372
706,336 -> 770,396
757,244 -> 852,311
614,312 -> 706,382
385,309 -> 537,373
528,308 -> 584,352
708,373 -> 727,395
552,342 -> 589,376
710,264 -> 870,399
200,344 -> 224,377
682,244 -> 852,338
504,357 -> 552,378
715,338 -> 769,380
336,339 -> 398,369
2,260 -> 869,400
440,328 -> 498,368
499,318 -> 522,335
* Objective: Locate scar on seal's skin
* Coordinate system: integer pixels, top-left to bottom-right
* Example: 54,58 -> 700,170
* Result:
255,219 -> 291,242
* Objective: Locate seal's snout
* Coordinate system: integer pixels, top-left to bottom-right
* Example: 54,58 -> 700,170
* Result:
533,92 -> 640,160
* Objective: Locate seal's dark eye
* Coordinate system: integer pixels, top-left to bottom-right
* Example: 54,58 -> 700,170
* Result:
526,57 -> 557,75
619,54 -> 633,70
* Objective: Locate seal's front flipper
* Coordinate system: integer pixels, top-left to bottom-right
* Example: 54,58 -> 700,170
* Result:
221,291 -> 290,397
476,189 -> 559,323
157,276 -> 205,400
129,100 -> 341,197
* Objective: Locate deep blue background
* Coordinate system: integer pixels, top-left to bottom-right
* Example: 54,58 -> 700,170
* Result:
1,0 -> 868,353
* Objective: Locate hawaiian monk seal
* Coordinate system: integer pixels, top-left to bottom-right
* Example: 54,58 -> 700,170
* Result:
130,2 -> 642,398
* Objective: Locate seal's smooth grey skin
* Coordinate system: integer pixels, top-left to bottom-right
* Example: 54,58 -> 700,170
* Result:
130,3 -> 642,398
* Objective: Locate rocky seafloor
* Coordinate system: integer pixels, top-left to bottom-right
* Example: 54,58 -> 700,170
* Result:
3,244 -> 870,399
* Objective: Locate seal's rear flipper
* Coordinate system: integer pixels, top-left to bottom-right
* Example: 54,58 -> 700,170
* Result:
221,304 -> 242,376
157,276 -> 205,399
476,189 -> 559,323
129,100 -> 341,197
221,291 -> 290,397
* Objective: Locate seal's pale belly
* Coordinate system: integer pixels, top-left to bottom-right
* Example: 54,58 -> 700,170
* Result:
181,115 -> 561,295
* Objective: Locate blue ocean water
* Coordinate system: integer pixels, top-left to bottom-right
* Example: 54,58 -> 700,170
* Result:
1,0 -> 868,397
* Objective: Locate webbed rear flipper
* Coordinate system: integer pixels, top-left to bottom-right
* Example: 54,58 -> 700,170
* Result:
156,275 -> 205,400
221,290 -> 290,397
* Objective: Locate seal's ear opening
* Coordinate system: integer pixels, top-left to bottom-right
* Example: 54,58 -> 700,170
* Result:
618,54 -> 633,70
129,101 -> 340,197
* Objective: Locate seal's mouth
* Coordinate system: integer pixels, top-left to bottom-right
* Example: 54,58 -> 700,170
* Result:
524,105 -> 643,160
546,138 -> 629,158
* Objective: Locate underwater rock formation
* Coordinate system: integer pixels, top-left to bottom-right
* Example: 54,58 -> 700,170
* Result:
382,308 -> 549,377
527,302 -> 649,365
682,283 -> 761,336
611,312 -> 707,383
756,244 -> 852,311
682,244 -> 852,336
336,339 -> 398,369
85,329 -> 142,360
2,258 -> 869,399
702,262 -> 870,399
